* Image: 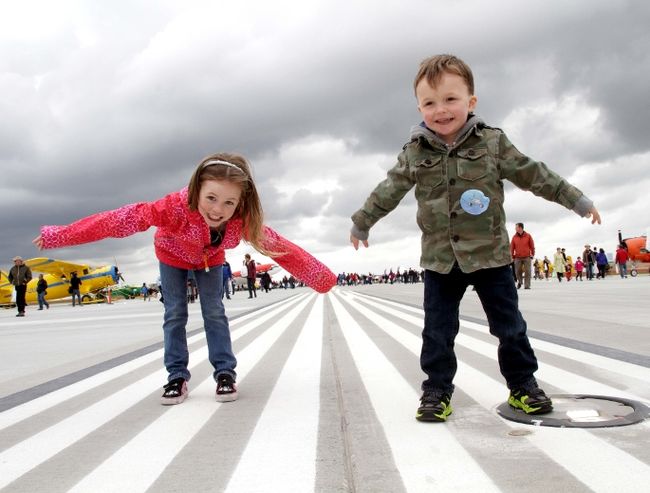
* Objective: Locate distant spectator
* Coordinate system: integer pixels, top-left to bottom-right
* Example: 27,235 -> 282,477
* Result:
8,256 -> 32,317
565,255 -> 573,281
36,273 -> 50,310
244,254 -> 257,298
596,248 -> 608,279
510,222 -> 535,289
141,283 -> 150,301
542,255 -> 551,281
574,257 -> 584,281
615,244 -> 629,279
582,244 -> 595,280
70,272 -> 83,306
222,261 -> 232,299
553,248 -> 566,282
261,271 -> 272,293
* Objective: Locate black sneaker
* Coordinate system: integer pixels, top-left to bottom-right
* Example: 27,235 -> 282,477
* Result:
216,373 -> 238,402
416,391 -> 452,422
161,378 -> 188,405
508,386 -> 553,414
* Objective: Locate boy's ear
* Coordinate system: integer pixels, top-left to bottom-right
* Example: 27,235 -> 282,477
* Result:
469,95 -> 478,112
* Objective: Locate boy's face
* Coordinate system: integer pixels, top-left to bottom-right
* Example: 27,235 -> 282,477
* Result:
416,72 -> 477,145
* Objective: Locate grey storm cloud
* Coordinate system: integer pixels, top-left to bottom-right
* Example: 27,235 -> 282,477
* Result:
2,0 -> 650,279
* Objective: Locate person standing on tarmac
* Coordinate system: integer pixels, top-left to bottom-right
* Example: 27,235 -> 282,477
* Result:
244,253 -> 257,298
222,261 -> 233,299
510,222 -> 535,289
36,274 -> 50,310
70,272 -> 83,306
8,256 -> 32,317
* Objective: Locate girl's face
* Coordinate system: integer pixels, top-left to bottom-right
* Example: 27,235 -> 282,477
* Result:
197,179 -> 242,228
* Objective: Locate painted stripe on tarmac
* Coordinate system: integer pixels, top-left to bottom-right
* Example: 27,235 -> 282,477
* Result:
338,290 -> 650,492
225,295 -> 323,492
0,294 -> 310,489
330,291 -> 501,493
67,294 -> 316,493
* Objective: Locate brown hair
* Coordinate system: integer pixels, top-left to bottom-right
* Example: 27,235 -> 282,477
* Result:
188,152 -> 276,256
413,54 -> 474,95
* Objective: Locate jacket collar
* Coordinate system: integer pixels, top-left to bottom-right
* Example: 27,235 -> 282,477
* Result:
410,114 -> 484,150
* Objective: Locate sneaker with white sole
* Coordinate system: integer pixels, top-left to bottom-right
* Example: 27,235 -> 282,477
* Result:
216,373 -> 238,402
161,378 -> 188,405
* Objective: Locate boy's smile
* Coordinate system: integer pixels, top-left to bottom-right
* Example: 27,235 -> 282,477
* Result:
416,72 -> 477,146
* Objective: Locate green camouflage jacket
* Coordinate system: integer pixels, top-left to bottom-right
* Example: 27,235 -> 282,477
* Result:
351,116 -> 593,274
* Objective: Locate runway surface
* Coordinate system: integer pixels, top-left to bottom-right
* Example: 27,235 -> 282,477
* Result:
1,277 -> 649,492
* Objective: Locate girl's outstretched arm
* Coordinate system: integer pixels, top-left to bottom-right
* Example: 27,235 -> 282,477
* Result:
261,226 -> 336,293
35,194 -> 181,250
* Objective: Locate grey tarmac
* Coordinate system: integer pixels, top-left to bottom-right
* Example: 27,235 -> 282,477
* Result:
0,276 -> 648,492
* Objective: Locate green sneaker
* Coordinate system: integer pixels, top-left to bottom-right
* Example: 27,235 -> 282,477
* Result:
416,392 -> 452,422
508,386 -> 553,415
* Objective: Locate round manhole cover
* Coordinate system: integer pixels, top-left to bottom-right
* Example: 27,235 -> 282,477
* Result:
497,394 -> 650,428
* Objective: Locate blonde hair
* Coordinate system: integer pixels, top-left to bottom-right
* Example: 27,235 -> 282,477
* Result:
413,54 -> 474,95
188,152 -> 275,256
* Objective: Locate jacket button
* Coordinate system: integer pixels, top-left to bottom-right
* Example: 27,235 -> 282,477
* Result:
449,178 -> 456,185
450,212 -> 457,219
453,235 -> 460,242
424,159 -> 431,164
468,149 -> 475,156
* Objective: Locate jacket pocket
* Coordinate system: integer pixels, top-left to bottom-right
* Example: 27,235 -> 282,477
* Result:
414,156 -> 443,188
456,147 -> 489,181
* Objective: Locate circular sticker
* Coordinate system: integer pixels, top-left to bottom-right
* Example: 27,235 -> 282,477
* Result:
460,189 -> 490,215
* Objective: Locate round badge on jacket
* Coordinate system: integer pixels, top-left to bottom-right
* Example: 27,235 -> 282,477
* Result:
460,189 -> 490,215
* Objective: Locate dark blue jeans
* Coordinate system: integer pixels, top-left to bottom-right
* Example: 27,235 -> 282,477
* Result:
159,262 -> 236,383
421,264 -> 539,395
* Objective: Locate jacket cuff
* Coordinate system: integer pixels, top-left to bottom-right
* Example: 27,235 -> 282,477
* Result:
350,223 -> 369,241
572,195 -> 593,217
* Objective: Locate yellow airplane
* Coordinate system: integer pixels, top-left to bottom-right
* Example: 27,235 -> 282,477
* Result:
0,258 -> 122,305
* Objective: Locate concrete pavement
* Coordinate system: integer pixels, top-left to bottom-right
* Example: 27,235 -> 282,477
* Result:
0,277 -> 648,492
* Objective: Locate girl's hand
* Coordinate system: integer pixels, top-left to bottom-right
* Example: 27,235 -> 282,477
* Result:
585,207 -> 601,225
32,235 -> 44,250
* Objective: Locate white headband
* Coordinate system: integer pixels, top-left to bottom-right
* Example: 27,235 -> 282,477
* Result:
202,159 -> 242,171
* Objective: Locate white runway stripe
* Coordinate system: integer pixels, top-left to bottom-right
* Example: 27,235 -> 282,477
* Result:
0,294 -> 309,489
346,291 -> 650,403
225,295 -> 324,492
329,292 -> 501,493
337,291 -> 650,493
0,293 -> 305,432
67,294 -> 316,493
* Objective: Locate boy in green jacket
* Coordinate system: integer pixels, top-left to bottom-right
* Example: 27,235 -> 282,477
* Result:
350,54 -> 601,422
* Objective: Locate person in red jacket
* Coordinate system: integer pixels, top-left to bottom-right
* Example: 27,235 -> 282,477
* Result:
615,244 -> 629,278
33,152 -> 336,405
510,222 -> 535,289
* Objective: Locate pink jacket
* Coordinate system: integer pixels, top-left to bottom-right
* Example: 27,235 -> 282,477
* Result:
40,188 -> 336,293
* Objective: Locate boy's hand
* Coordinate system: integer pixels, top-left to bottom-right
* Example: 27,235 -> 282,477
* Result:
32,235 -> 44,250
586,207 -> 601,225
350,234 -> 369,250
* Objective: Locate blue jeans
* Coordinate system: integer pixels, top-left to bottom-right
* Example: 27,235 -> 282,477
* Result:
37,291 -> 49,309
618,263 -> 627,278
71,289 -> 81,306
421,264 -> 539,395
159,262 -> 236,383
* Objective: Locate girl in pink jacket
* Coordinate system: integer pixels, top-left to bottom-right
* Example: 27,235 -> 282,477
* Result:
34,153 -> 336,405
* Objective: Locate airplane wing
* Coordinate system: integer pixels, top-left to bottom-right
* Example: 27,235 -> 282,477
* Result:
25,258 -> 90,277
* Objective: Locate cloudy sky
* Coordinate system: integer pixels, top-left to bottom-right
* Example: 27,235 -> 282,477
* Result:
2,0 -> 649,283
